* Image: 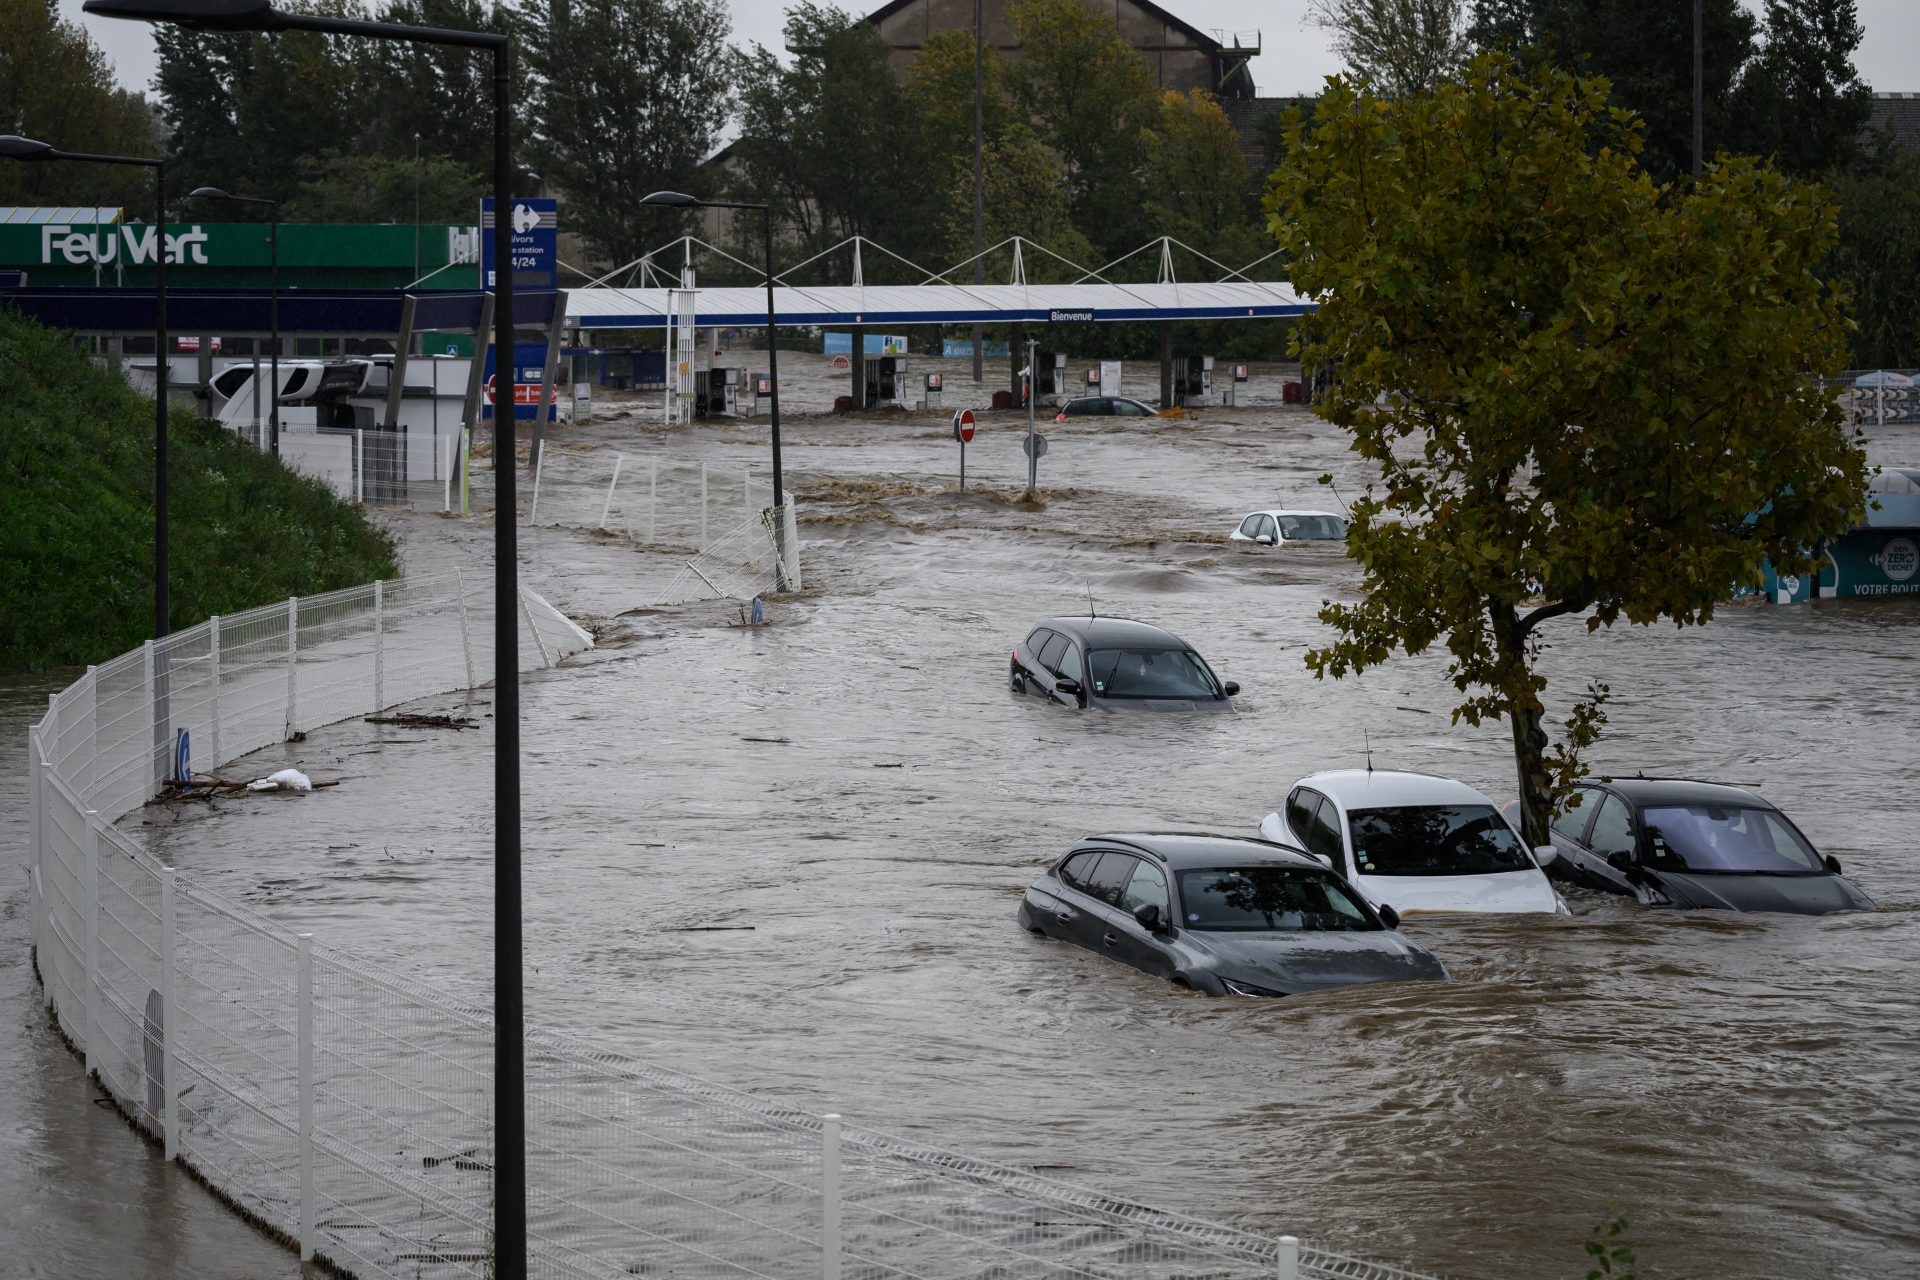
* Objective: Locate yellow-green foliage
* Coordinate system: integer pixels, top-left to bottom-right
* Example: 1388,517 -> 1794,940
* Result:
0,307 -> 398,673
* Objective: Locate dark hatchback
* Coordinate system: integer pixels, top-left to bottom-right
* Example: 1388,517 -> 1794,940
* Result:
1543,778 -> 1875,914
1011,617 -> 1237,713
1016,833 -> 1449,997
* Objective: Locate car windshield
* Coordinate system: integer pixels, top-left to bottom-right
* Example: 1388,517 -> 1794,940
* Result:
1276,514 -> 1348,540
1086,647 -> 1221,699
1178,867 -> 1377,931
1347,804 -> 1533,876
1640,805 -> 1824,874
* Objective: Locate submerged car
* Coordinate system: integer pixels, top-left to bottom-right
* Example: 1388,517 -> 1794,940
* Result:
1542,778 -> 1875,914
1258,770 -> 1566,914
1016,832 -> 1449,997
1229,509 -> 1349,546
1010,617 -> 1237,713
1053,395 -> 1158,420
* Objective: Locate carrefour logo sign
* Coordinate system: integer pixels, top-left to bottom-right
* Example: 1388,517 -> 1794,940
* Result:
1872,536 -> 1918,582
40,224 -> 211,266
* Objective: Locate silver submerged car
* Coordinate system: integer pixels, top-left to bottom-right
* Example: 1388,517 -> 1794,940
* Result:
1017,833 -> 1450,997
1010,617 -> 1237,713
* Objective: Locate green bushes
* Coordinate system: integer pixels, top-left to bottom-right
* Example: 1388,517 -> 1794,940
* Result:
0,307 -> 397,673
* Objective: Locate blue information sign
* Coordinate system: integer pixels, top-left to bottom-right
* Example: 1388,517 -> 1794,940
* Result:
479,197 -> 558,292
480,342 -> 559,422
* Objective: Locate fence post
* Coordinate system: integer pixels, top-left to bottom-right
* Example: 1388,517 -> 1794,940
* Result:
530,445 -> 546,524
518,589 -> 552,669
373,580 -> 386,713
284,596 -> 299,738
85,664 -> 99,800
1277,1235 -> 1300,1280
821,1113 -> 842,1280
143,640 -> 157,790
354,430 -> 364,503
456,567 -> 475,688
84,810 -> 100,1076
745,465 -> 753,524
298,931 -> 315,1261
700,461 -> 709,550
160,865 -> 179,1163
602,453 -> 624,529
444,432 -> 455,512
207,617 -> 221,771
29,727 -> 49,1005
648,459 -> 657,544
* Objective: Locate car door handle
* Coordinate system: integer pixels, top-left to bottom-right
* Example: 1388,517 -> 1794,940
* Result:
1102,932 -> 1118,946
1054,910 -> 1073,923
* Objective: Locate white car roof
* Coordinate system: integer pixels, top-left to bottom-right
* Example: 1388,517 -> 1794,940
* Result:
1295,769 -> 1495,809
1245,509 -> 1345,520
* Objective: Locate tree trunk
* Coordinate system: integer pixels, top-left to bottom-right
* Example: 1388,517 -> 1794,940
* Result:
1493,604 -> 1553,849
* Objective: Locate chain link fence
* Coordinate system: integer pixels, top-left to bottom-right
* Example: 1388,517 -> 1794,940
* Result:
27,574 -> 1441,1280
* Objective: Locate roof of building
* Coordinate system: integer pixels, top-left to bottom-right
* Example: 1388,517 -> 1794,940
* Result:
1866,93 -> 1920,152
862,0 -> 1221,52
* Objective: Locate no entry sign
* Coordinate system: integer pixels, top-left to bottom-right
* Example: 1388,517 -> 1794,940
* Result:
953,408 -> 976,443
485,375 -> 543,407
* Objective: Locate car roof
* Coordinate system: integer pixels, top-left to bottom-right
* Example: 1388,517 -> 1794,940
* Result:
1074,832 -> 1325,871
1038,616 -> 1189,648
1588,777 -> 1771,808
1296,769 -> 1495,808
1246,509 -> 1344,520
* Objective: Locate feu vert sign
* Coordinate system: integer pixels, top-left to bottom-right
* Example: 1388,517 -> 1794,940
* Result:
34,223 -> 213,266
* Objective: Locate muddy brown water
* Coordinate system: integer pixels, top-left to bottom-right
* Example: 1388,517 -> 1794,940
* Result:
8,355 -> 1918,1278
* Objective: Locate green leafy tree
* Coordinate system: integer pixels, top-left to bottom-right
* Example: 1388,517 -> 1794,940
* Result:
1466,0 -> 1758,181
939,125 -> 1095,279
1308,0 -> 1470,98
0,0 -> 160,209
519,0 -> 734,269
1268,55 -> 1869,845
1141,88 -> 1265,264
907,28 -> 1016,188
1827,143 -> 1920,368
1728,0 -> 1872,177
1007,0 -> 1158,257
281,151 -> 485,224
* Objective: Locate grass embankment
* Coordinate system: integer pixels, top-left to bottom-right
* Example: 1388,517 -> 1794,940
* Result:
0,307 -> 398,674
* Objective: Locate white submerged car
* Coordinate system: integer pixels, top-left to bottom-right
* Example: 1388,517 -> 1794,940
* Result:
1229,509 -> 1349,546
1258,770 -> 1567,915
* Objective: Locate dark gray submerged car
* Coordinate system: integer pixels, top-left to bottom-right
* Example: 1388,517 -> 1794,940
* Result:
1016,833 -> 1449,997
1542,778 -> 1875,914
1011,617 -> 1237,713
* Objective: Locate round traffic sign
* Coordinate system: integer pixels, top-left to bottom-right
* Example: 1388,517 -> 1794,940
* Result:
953,408 -> 976,444
1022,431 -> 1049,459
484,374 -> 497,404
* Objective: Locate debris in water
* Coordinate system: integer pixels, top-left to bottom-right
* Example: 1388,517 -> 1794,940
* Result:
366,713 -> 479,730
248,768 -> 313,792
740,736 -> 790,744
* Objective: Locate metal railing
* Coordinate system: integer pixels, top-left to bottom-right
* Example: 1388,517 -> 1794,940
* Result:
26,574 -> 1439,1280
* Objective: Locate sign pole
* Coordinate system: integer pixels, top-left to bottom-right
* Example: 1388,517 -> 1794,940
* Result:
1025,338 -> 1038,496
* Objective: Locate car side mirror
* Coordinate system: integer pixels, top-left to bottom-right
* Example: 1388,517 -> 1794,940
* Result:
1132,902 -> 1163,932
1054,677 -> 1082,697
1824,854 -> 1842,876
1532,844 -> 1559,868
1377,904 -> 1400,930
1222,681 -> 1240,697
1255,533 -> 1275,546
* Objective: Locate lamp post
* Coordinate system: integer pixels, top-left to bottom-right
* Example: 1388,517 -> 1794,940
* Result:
82,3 -> 527,1274
190,187 -> 279,456
1,133 -> 170,641
638,191 -> 784,510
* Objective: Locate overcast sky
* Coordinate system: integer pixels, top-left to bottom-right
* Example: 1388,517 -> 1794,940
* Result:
63,0 -> 1920,108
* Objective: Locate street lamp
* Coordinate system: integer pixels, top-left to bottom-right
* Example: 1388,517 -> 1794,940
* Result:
1,133 -> 170,641
82,2 -> 529,1274
637,190 -> 784,511
190,187 -> 279,456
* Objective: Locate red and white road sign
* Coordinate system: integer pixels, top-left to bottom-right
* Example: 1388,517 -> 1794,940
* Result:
485,376 -> 544,406
954,408 -> 977,444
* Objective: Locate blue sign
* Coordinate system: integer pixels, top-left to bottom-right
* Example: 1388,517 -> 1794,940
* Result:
479,197 -> 557,291
480,341 -> 559,422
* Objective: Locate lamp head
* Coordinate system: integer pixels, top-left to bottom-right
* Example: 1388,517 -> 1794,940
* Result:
189,185 -> 234,200
82,0 -> 284,31
639,191 -> 701,208
0,135 -> 58,161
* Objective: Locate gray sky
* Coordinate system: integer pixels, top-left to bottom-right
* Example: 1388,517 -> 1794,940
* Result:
62,0 -> 1920,109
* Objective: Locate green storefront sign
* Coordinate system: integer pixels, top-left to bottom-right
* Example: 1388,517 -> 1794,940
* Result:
0,220 -> 482,290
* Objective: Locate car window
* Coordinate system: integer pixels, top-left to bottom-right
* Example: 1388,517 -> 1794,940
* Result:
1551,789 -> 1595,840
1057,852 -> 1098,891
1347,804 -> 1534,876
1238,515 -> 1265,538
1258,515 -> 1279,542
1036,633 -> 1068,674
1022,627 -> 1052,659
1587,795 -> 1636,856
1284,789 -> 1317,843
1065,399 -> 1095,416
1086,647 -> 1222,699
1051,639 -> 1083,682
1275,514 -> 1348,540
1177,867 -> 1378,931
1641,805 -> 1824,874
1114,399 -> 1152,416
1305,795 -> 1345,864
1119,860 -> 1168,916
1082,853 -> 1137,906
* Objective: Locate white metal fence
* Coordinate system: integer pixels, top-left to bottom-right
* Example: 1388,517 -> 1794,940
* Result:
26,575 -> 1438,1280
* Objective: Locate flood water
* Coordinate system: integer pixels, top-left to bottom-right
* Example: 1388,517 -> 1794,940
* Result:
17,354 -> 1919,1278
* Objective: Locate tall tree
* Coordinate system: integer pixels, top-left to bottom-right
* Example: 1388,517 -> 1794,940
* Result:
519,0 -> 734,270
907,27 -> 1015,185
281,151 -> 485,224
1268,55 -> 1869,845
1140,89 -> 1264,264
1467,0 -> 1758,181
1007,0 -> 1158,258
938,125 -> 1094,278
1827,143 -> 1920,368
0,0 -> 159,209
1308,0 -> 1470,98
1729,0 -> 1872,176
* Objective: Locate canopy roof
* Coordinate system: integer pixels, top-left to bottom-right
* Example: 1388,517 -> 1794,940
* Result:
565,280 -> 1308,330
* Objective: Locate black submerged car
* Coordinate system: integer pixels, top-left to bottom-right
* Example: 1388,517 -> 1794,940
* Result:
1010,617 -> 1237,713
1016,833 -> 1449,997
1544,778 -> 1875,914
